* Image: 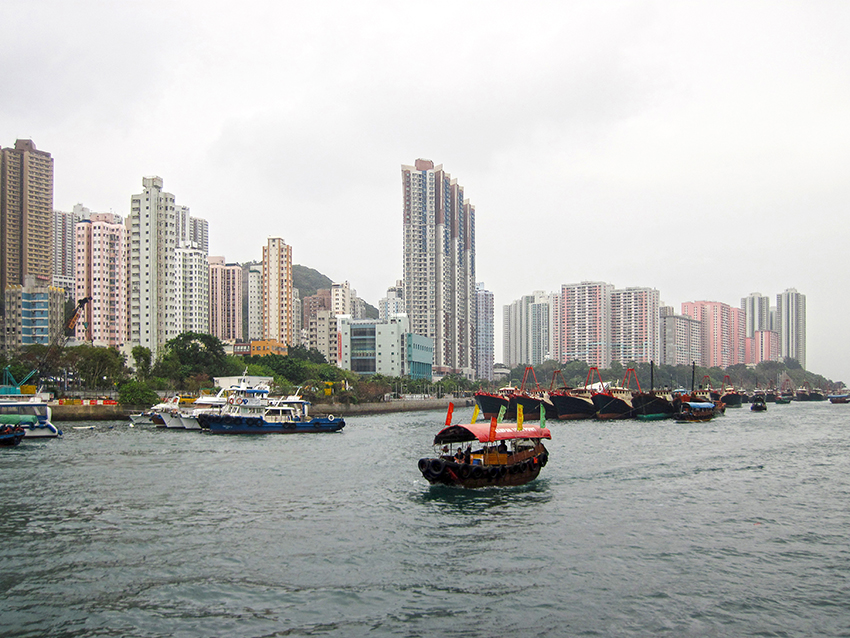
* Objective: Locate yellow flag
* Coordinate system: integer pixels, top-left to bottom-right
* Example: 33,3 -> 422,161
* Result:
471,404 -> 480,423
517,404 -> 524,431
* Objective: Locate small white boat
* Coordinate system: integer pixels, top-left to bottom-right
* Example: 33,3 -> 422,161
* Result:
0,395 -> 62,438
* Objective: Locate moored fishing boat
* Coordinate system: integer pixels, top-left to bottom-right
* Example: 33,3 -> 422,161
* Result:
473,386 -> 513,420
590,367 -> 637,420
828,394 -> 850,404
632,362 -> 674,420
504,367 -> 556,420
418,412 -> 550,488
547,370 -> 597,420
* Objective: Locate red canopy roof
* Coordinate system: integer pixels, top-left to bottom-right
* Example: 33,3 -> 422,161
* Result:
434,422 -> 552,444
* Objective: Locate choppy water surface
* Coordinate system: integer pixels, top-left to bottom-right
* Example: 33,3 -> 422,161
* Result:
1,402 -> 849,637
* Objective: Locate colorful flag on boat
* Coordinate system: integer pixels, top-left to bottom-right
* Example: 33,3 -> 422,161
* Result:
445,402 -> 454,426
539,402 -> 546,429
517,404 -> 524,431
497,404 -> 506,423
489,416 -> 497,442
471,404 -> 480,423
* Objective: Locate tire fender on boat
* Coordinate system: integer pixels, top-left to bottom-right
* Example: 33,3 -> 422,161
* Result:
458,464 -> 471,479
429,458 -> 445,477
328,415 -> 334,421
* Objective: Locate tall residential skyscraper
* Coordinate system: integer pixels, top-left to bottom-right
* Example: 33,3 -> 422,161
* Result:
475,282 -> 494,381
242,262 -> 263,341
209,256 -> 243,341
176,242 -> 209,334
559,281 -> 613,367
53,204 -> 86,298
402,159 -> 476,377
262,237 -> 294,346
75,213 -> 126,347
1,139 -> 54,304
776,288 -> 806,368
742,292 -> 771,337
128,176 -> 179,356
610,287 -> 660,365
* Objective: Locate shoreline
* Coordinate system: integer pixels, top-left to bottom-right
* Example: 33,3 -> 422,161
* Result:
51,397 -> 474,421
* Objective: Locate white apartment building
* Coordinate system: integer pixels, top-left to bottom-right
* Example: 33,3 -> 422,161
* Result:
402,159 -> 476,378
176,242 -> 209,335
659,307 -> 703,367
475,282 -> 494,381
777,288 -> 806,368
379,280 -> 405,322
742,292 -> 772,338
243,262 -> 263,341
262,237 -> 294,346
610,287 -> 660,365
75,212 -> 126,347
128,177 -> 179,357
53,204 -> 85,298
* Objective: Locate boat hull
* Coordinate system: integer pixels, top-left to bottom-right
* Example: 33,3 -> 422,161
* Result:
721,393 -> 744,408
591,393 -> 634,420
0,426 -> 26,447
418,449 -> 548,488
548,392 -> 596,420
632,393 -> 675,419
200,413 -> 344,434
473,392 -> 509,420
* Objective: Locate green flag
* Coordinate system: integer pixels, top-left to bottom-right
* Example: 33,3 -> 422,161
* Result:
497,404 -> 506,423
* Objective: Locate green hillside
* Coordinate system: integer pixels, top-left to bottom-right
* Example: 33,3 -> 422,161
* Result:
293,264 -> 379,319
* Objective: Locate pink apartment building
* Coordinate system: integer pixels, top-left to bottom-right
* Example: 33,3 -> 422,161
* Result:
681,301 -> 745,369
209,256 -> 243,342
74,213 -> 126,346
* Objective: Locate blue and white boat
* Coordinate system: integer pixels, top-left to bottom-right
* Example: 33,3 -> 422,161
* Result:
198,383 -> 344,434
0,395 -> 62,438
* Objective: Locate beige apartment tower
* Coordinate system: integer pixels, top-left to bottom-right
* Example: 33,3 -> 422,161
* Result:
262,238 -> 294,347
1,139 -> 54,303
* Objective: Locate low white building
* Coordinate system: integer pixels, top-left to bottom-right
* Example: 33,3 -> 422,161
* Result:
337,313 -> 433,379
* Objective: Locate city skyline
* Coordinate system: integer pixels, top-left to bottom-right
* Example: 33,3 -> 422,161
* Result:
3,3 -> 849,379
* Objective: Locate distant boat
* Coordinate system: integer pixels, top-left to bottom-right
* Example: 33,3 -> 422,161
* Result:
751,395 -> 767,412
675,401 -> 715,423
828,394 -> 850,404
720,375 -> 744,408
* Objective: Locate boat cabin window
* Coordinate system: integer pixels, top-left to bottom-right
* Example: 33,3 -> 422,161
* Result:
0,405 -> 45,416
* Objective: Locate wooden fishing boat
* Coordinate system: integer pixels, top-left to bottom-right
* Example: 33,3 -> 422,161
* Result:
547,370 -> 597,420
418,417 -> 550,488
675,401 -> 715,423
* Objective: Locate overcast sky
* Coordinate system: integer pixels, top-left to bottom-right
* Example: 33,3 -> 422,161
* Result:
4,1 -> 849,380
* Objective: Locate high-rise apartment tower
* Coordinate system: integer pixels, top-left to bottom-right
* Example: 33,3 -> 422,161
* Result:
402,159 -> 476,378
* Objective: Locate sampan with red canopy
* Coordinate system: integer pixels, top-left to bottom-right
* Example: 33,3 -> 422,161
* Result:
433,422 -> 552,445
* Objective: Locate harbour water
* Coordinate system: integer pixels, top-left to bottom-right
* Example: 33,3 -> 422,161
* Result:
1,402 -> 848,637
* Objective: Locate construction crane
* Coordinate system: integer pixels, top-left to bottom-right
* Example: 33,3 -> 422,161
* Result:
3,296 -> 92,393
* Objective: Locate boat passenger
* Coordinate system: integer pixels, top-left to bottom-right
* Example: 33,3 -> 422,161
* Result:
464,445 -> 472,464
455,447 -> 464,462
497,441 -> 508,454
